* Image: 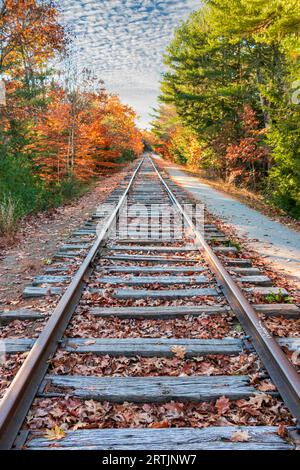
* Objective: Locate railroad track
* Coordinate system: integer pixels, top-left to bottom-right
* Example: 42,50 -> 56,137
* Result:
0,155 -> 299,450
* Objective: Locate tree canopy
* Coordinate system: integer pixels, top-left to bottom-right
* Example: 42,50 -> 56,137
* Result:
153,0 -> 300,217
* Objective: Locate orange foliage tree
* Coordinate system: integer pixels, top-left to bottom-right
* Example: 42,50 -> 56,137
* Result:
226,105 -> 269,187
0,1 -> 143,221
35,86 -> 143,182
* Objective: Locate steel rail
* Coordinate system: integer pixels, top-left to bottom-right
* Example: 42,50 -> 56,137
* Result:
150,156 -> 300,427
0,158 -> 144,450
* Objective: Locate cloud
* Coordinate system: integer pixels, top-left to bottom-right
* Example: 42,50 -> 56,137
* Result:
60,0 -> 200,127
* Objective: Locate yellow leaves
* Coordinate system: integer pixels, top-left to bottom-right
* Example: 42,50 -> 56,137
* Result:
257,380 -> 277,392
171,345 -> 187,359
230,430 -> 250,442
44,425 -> 66,441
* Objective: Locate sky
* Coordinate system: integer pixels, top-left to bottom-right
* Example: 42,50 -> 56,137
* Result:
60,0 -> 200,128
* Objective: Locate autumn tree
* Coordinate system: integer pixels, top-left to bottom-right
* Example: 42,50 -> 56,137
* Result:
0,1 -> 143,231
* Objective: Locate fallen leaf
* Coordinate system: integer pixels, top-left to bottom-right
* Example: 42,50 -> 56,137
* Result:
230,430 -> 250,442
44,425 -> 66,441
277,423 -> 287,438
215,396 -> 230,415
149,420 -> 169,429
257,381 -> 277,392
72,422 -> 88,431
171,345 -> 186,359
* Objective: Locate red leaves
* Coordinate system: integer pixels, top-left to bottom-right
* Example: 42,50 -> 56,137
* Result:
224,105 -> 269,186
215,396 -> 230,416
26,395 -> 293,432
66,313 -> 233,339
277,423 -> 287,438
48,352 -> 259,379
149,420 -> 169,429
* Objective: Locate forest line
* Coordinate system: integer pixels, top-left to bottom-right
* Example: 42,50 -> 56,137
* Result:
150,0 -> 300,218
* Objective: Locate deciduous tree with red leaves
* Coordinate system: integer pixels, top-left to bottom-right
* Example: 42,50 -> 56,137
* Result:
226,105 -> 269,189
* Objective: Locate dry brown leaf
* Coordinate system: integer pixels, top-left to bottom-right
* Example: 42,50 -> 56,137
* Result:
44,425 -> 66,441
72,422 -> 88,431
215,396 -> 230,416
257,381 -> 277,392
248,393 -> 271,408
171,345 -> 186,359
149,420 -> 169,429
230,430 -> 250,442
277,423 -> 287,438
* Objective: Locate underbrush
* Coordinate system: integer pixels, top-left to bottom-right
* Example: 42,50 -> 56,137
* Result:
0,195 -> 19,235
0,156 -> 92,235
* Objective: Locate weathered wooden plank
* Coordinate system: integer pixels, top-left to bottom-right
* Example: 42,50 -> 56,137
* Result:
277,337 -> 300,352
112,287 -> 219,300
244,287 -> 289,297
223,258 -> 252,267
62,338 -> 243,356
44,266 -> 70,274
54,252 -> 82,259
89,305 -> 228,318
100,266 -> 206,274
213,246 -> 238,253
108,245 -> 198,252
116,232 -> 183,237
230,267 -> 261,275
122,224 -> 215,231
116,235 -> 183,241
237,276 -> 272,286
109,243 -> 237,254
103,254 -> 202,264
59,244 -> 89,251
203,225 -> 219,230
39,375 -> 256,402
254,303 -> 300,318
5,335 -> 297,355
23,286 -> 62,298
24,426 -> 293,450
68,238 -> 94,244
121,212 -> 175,217
0,338 -> 34,353
97,275 -> 209,286
204,231 -> 223,236
91,214 -> 108,219
0,309 -> 44,325
73,230 -> 96,236
117,227 -> 179,233
32,275 -> 70,286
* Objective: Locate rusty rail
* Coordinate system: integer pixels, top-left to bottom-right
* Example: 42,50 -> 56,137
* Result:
0,158 -> 144,450
150,156 -> 300,428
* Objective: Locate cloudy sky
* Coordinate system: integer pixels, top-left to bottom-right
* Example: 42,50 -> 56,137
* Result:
60,1 -> 200,127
